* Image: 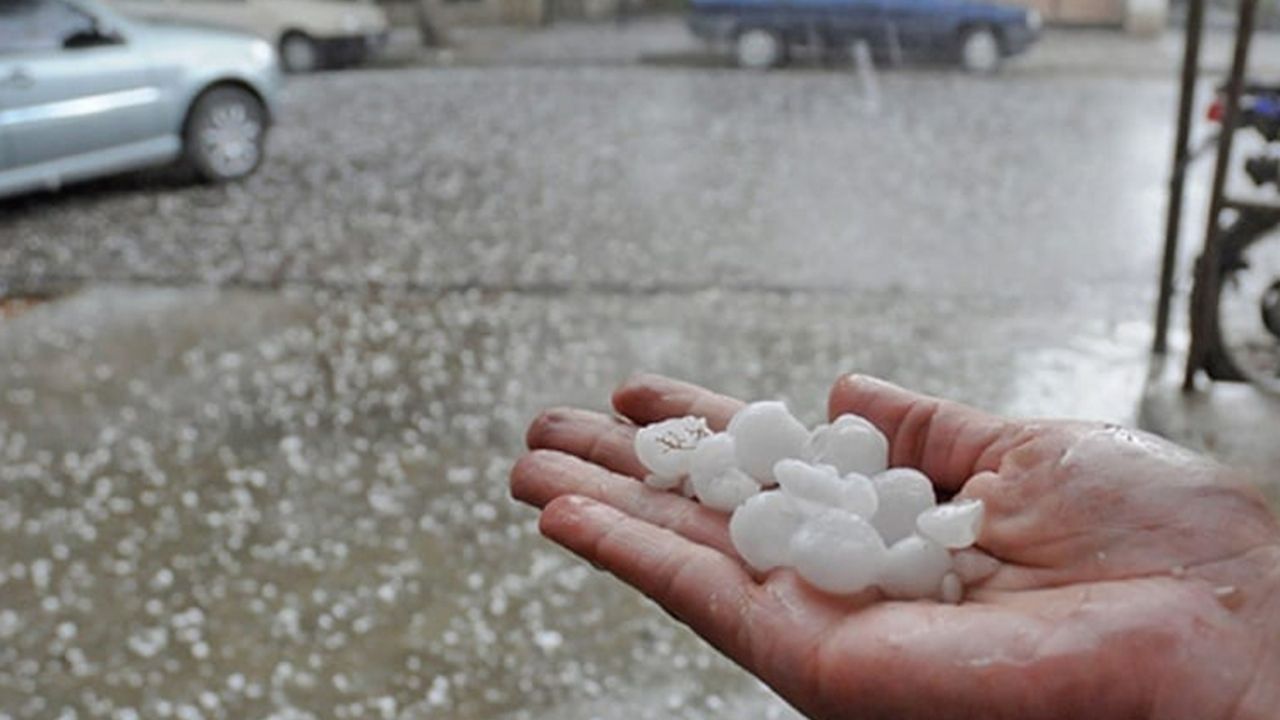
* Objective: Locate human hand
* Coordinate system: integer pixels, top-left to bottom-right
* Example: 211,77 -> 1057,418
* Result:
510,374 -> 1280,720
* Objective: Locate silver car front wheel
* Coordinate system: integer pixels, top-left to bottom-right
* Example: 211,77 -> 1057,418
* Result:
736,28 -> 783,70
184,86 -> 267,183
959,27 -> 1001,74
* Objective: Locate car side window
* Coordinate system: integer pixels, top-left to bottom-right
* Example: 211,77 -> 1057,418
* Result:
0,0 -> 98,55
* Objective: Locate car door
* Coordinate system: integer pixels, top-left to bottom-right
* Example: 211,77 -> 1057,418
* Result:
0,0 -> 166,172
882,0 -> 952,56
818,0 -> 888,52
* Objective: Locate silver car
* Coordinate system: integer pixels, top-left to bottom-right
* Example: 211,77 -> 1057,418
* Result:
0,0 -> 281,199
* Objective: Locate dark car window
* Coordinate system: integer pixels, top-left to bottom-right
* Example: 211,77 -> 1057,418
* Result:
0,0 -> 98,55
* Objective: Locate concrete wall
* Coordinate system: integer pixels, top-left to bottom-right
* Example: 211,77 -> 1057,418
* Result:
1012,0 -> 1167,33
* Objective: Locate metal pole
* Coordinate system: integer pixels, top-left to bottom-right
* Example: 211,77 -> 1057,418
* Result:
1183,0 -> 1260,389
1153,0 -> 1205,354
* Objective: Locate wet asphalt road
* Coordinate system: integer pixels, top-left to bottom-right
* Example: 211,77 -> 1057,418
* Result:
0,62 -> 1179,718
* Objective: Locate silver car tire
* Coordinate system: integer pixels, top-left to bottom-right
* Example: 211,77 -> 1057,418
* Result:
959,27 -> 1001,74
735,28 -> 783,70
184,86 -> 267,183
280,32 -> 320,73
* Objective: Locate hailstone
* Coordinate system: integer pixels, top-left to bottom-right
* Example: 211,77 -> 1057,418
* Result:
728,490 -> 809,573
631,401 -> 986,605
789,510 -> 886,595
726,401 -> 809,484
878,534 -> 953,599
690,434 -> 760,512
916,499 -> 984,549
773,459 -> 877,518
805,414 -> 889,477
634,416 -> 712,481
870,468 -> 936,545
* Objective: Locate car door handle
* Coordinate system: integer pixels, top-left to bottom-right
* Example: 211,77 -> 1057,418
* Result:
2,68 -> 34,89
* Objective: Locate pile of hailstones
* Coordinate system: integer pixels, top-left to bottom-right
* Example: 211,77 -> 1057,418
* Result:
634,401 -> 984,603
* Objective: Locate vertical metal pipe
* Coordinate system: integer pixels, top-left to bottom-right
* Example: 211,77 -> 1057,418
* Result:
1153,0 -> 1205,354
1183,0 -> 1260,389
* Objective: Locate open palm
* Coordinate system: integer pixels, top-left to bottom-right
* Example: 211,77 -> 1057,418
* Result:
510,374 -> 1280,720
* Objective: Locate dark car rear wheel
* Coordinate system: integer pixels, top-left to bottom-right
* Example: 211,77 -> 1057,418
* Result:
184,86 -> 267,183
959,26 -> 1001,74
280,31 -> 321,73
735,28 -> 784,70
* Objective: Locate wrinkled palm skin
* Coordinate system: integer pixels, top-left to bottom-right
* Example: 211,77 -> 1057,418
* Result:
509,374 -> 1280,720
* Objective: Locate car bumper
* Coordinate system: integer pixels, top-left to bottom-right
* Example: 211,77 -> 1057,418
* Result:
1000,24 -> 1040,56
315,31 -> 390,66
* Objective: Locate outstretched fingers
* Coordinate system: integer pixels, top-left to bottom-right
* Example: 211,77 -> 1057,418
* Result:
539,497 -> 768,661
511,450 -> 735,555
828,374 -> 1023,493
612,373 -> 745,431
525,406 -> 648,479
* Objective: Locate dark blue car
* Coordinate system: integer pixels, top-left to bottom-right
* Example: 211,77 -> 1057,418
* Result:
688,0 -> 1042,72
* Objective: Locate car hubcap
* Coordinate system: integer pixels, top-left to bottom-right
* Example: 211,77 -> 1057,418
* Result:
738,31 -> 778,69
284,38 -> 317,71
963,32 -> 999,72
200,103 -> 261,178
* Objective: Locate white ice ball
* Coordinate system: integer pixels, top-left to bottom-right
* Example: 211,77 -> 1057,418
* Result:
804,414 -> 889,477
726,401 -> 809,485
695,470 -> 760,513
789,509 -> 886,595
916,499 -> 985,550
729,490 -> 809,573
773,459 -> 878,518
634,416 -> 711,480
691,433 -> 761,513
690,432 -> 737,479
878,534 -> 953,600
870,468 -> 937,545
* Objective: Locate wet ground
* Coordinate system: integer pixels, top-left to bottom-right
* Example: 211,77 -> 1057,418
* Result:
0,53 -> 1194,718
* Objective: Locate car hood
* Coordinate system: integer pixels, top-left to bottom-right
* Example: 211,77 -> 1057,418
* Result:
126,19 -> 277,72
128,19 -> 263,49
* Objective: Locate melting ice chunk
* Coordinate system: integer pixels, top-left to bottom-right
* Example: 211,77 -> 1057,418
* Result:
805,414 -> 889,477
916,499 -> 984,549
773,459 -> 877,518
694,470 -> 760,513
726,401 -> 809,485
878,534 -> 952,600
870,468 -> 937,545
691,433 -> 737,479
789,510 -> 886,595
634,416 -> 711,481
729,490 -> 809,572
690,434 -> 760,512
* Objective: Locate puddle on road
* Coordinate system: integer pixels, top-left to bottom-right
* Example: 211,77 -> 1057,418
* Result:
0,286 -> 1147,718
